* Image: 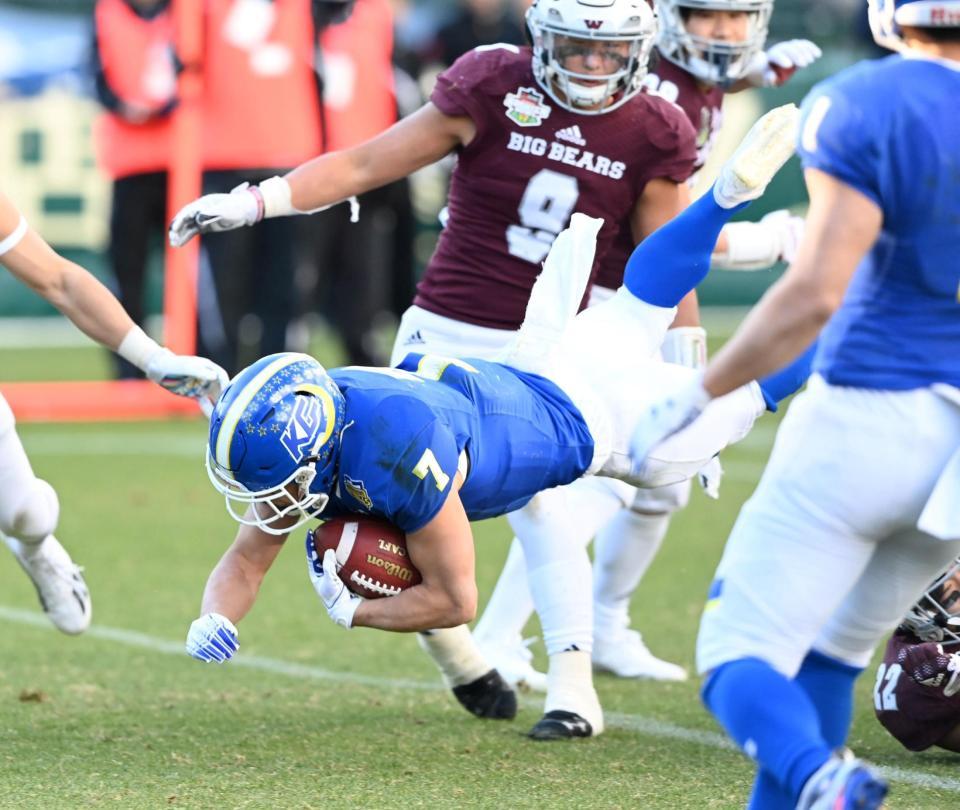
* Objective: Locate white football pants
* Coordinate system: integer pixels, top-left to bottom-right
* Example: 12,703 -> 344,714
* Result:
697,376 -> 960,678
0,393 -> 59,546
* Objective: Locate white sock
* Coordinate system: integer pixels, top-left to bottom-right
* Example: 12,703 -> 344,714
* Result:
544,650 -> 603,733
526,556 -> 593,656
592,510 -> 670,632
416,625 -> 490,688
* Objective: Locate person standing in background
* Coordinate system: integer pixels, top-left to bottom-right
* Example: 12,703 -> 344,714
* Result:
92,0 -> 177,379
304,0 -> 415,366
197,0 -> 326,376
427,0 -> 527,68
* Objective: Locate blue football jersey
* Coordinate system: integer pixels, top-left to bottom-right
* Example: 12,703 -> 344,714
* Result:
797,55 -> 960,390
323,355 -> 595,533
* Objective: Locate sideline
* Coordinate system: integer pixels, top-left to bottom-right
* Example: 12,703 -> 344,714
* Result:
1,605 -> 958,795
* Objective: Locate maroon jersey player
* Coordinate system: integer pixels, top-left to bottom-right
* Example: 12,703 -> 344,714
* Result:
416,44 -> 695,331
875,559 -> 960,753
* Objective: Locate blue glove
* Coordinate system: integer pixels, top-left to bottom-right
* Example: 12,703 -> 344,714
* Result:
186,612 -> 240,663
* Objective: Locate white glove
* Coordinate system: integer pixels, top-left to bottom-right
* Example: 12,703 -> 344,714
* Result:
761,209 -> 804,265
661,326 -> 707,370
629,377 -> 713,479
745,40 -> 822,87
168,182 -> 261,247
186,613 -> 239,663
145,348 -> 230,406
713,210 -> 805,272
306,536 -> 363,629
697,456 -> 723,500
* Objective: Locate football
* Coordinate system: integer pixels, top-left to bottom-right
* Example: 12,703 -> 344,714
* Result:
309,517 -> 422,599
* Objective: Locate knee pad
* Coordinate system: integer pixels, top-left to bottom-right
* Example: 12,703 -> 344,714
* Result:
3,478 -> 59,545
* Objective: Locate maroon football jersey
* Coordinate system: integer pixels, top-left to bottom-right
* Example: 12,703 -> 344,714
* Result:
594,51 -> 725,291
874,631 -> 960,752
414,45 -> 697,330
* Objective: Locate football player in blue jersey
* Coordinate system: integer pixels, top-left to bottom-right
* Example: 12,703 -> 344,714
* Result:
182,105 -> 812,735
629,0 -> 960,806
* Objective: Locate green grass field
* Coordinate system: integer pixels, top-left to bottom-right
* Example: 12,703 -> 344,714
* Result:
1,333 -> 958,809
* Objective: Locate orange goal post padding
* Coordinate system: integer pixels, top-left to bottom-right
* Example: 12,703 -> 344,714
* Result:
1,0 -> 204,424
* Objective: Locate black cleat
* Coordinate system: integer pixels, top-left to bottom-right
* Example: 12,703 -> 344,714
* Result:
452,669 -> 518,720
527,710 -> 593,741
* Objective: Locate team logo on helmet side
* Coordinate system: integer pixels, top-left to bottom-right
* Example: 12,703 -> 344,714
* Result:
279,384 -> 336,463
504,86 -> 553,126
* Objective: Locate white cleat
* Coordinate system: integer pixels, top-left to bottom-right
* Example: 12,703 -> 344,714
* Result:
714,103 -> 800,209
593,627 -> 688,682
476,635 -> 548,693
5,535 -> 91,635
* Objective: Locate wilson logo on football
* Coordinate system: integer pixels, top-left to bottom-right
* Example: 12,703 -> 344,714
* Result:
280,396 -> 325,462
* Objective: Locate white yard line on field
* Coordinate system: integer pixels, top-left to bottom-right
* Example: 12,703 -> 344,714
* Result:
1,605 -> 958,794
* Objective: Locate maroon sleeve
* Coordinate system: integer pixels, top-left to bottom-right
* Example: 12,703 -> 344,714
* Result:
645,97 -> 698,185
430,46 -> 522,140
625,94 -> 698,195
875,634 -> 960,752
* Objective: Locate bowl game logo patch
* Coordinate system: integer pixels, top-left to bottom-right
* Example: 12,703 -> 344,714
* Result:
503,87 -> 552,127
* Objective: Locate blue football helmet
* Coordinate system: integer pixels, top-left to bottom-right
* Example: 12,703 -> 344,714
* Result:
206,352 -> 346,535
869,0 -> 960,51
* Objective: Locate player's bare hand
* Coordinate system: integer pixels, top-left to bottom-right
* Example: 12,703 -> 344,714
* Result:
168,183 -> 261,247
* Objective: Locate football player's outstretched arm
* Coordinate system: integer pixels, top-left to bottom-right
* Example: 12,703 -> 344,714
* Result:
351,486 -> 478,633
169,103 -> 475,246
0,191 -> 227,402
185,519 -> 288,663
200,520 -> 288,624
285,103 -> 475,213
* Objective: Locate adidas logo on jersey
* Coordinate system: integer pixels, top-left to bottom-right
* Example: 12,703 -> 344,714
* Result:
555,125 -> 586,146
405,329 -> 425,346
